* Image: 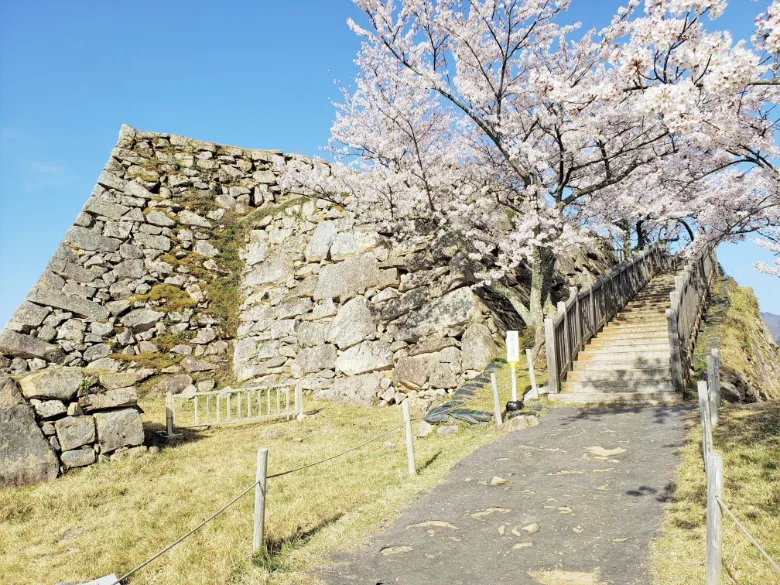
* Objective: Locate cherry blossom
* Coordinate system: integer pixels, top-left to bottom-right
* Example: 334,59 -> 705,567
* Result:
282,0 -> 780,347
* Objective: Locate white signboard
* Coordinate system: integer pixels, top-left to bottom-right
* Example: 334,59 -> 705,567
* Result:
506,330 -> 519,363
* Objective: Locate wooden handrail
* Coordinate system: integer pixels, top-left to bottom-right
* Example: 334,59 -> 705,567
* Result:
544,243 -> 672,393
666,245 -> 718,394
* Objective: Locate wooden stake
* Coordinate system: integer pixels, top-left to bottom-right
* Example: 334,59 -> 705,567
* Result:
706,452 -> 723,585
698,381 -> 713,466
295,382 -> 303,418
253,448 -> 268,553
402,401 -> 415,476
707,349 -> 720,428
165,392 -> 174,437
525,349 -> 538,399
491,373 -> 503,426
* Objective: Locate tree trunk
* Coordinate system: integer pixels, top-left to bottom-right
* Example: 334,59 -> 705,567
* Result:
489,244 -> 556,359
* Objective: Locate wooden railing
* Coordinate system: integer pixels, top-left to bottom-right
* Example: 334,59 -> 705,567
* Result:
544,243 -> 672,393
666,245 -> 718,394
165,383 -> 301,434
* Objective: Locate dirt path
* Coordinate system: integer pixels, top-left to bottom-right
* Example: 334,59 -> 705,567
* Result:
319,406 -> 690,585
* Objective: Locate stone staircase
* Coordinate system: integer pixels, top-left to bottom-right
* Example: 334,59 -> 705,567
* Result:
551,273 -> 681,404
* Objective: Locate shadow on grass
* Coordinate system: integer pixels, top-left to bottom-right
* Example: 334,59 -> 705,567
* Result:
253,512 -> 345,572
417,450 -> 442,473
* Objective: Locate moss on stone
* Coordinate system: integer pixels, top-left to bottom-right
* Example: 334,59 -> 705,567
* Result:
129,284 -> 197,312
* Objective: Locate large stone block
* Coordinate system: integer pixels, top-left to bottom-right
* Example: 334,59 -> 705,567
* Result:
393,353 -> 438,390
8,301 -> 50,329
329,230 -> 381,261
19,367 -> 83,401
461,323 -> 499,371
63,227 -> 121,252
395,287 -> 480,341
335,341 -> 393,376
315,372 -> 383,405
294,344 -> 338,375
121,309 -> 164,332
0,378 -> 58,486
314,255 -> 396,300
79,387 -> 138,412
26,286 -> 110,321
55,415 -> 96,451
327,296 -> 376,349
245,247 -> 296,286
305,220 -> 337,262
61,447 -> 97,469
94,408 -> 144,454
0,329 -> 65,363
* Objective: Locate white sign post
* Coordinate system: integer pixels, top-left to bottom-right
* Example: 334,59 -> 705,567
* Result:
506,331 -> 519,402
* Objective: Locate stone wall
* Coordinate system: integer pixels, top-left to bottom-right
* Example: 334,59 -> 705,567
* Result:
0,368 -> 145,485
0,125 -> 616,480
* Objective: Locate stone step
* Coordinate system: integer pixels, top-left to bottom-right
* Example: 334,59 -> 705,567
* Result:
593,330 -> 669,341
568,367 -> 671,382
548,391 -> 682,405
586,337 -> 669,348
572,358 -> 671,371
601,325 -> 669,335
563,379 -> 674,392
578,344 -> 669,356
608,317 -> 668,326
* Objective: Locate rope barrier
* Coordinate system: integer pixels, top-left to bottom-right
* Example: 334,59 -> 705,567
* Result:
716,496 -> 780,573
105,417 -> 419,585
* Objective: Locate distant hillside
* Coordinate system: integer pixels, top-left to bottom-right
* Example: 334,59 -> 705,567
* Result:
761,312 -> 780,344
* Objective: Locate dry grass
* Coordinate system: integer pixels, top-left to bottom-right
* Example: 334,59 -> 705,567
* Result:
0,396 -> 499,585
651,401 -> 780,585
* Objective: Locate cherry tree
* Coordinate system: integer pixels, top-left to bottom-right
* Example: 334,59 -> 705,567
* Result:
755,228 -> 780,276
282,0 -> 780,349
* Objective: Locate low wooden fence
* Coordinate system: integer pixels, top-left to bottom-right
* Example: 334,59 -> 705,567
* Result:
697,350 -> 780,583
544,243 -> 672,393
166,383 -> 301,435
666,245 -> 718,394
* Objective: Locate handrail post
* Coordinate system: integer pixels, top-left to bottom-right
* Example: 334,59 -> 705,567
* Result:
667,308 -> 684,395
253,448 -> 268,553
707,349 -> 720,428
706,452 -> 723,585
402,401 -> 416,476
491,373 -> 503,426
558,301 -> 571,375
698,381 -> 713,466
544,318 -> 559,393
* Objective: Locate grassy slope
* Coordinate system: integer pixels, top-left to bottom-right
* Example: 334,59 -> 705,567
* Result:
0,397 -> 501,585
692,276 -> 780,401
651,402 -> 780,585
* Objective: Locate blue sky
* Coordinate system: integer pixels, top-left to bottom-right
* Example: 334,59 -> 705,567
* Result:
0,0 -> 777,326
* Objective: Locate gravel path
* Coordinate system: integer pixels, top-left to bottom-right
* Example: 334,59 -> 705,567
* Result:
319,405 -> 690,585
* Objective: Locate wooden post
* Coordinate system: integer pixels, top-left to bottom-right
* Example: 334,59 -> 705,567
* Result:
194,395 -> 199,426
491,373 -> 503,426
706,452 -> 723,585
666,308 -> 684,395
558,301 -> 570,373
525,349 -> 538,399
544,318 -> 559,393
402,401 -> 416,477
285,388 -> 290,419
295,381 -> 303,418
253,448 -> 268,554
165,392 -> 174,436
707,350 -> 720,428
698,381 -> 713,466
